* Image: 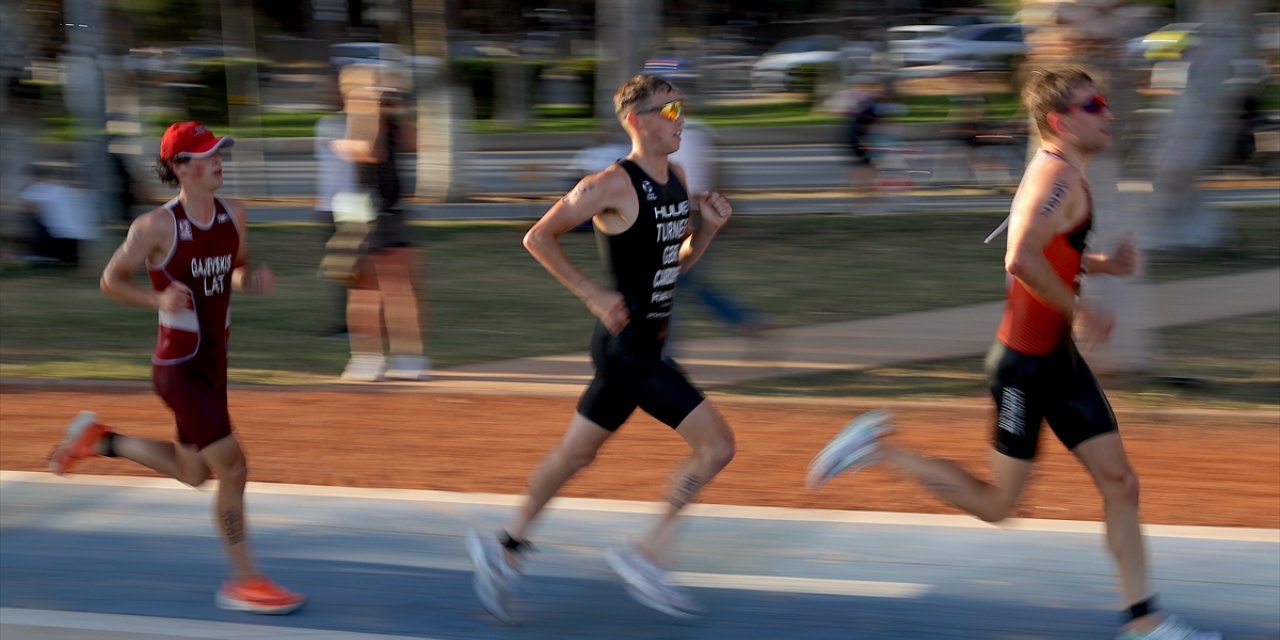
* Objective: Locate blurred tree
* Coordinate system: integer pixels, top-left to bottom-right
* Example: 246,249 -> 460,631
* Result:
1145,0 -> 1259,250
412,0 -> 469,201
123,0 -> 215,44
1020,0 -> 1164,374
1020,0 -> 1260,374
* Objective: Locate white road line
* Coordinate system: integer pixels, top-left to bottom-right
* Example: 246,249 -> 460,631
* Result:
0,608 -> 429,640
672,573 -> 929,598
3,471 -> 1275,543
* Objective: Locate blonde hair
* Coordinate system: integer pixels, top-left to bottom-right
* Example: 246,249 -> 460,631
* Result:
1022,65 -> 1095,139
613,74 -> 676,118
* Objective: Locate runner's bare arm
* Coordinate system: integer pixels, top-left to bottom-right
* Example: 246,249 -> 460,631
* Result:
524,167 -> 632,332
1085,233 -> 1140,277
100,209 -> 170,310
332,88 -> 383,163
226,199 -> 273,293
1005,162 -> 1081,322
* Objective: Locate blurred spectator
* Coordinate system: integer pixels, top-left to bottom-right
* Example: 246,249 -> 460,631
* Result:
314,97 -> 355,339
330,64 -> 430,381
18,163 -> 98,267
566,125 -> 627,232
107,140 -> 138,225
668,116 -> 769,348
838,84 -> 886,193
1228,86 -> 1260,168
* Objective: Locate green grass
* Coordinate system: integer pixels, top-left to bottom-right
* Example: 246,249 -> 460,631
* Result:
2,208 -> 1276,387
896,93 -> 1021,124
720,313 -> 1280,409
1146,207 -> 1280,282
472,100 -> 844,134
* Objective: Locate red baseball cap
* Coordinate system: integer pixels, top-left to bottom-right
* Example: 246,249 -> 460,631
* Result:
160,121 -> 234,160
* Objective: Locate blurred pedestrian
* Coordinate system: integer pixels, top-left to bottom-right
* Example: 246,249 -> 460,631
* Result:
330,64 -> 430,381
467,74 -> 736,622
668,116 -> 768,346
18,162 -> 97,267
107,139 -> 139,225
840,83 -> 885,194
314,93 -> 355,339
808,66 -> 1219,640
49,121 -> 305,615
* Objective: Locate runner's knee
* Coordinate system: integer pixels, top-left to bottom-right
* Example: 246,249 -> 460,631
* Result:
696,436 -> 735,473
974,480 -> 1023,524
1096,464 -> 1140,508
555,442 -> 599,471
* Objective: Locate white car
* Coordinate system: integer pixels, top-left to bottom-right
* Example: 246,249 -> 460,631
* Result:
925,23 -> 1028,69
887,25 -> 955,66
751,36 -> 872,92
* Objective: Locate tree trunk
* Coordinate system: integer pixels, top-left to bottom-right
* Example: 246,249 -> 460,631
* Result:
1147,0 -> 1257,250
412,0 -> 469,202
64,0 -> 113,274
0,1 -> 32,247
219,0 -> 266,197
595,0 -> 659,121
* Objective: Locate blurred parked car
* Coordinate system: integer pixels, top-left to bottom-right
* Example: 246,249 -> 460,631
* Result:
751,36 -> 874,92
887,25 -> 955,66
920,23 -> 1028,70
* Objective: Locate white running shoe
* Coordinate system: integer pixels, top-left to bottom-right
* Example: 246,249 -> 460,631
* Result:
341,354 -> 386,382
1117,616 -> 1221,640
807,409 -> 893,490
466,530 -> 520,625
605,547 -> 703,619
385,355 -> 431,381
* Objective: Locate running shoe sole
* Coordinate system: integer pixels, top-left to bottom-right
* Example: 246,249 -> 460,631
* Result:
214,592 -> 305,615
807,409 -> 892,490
605,548 -> 703,619
466,530 -> 517,625
48,411 -> 101,476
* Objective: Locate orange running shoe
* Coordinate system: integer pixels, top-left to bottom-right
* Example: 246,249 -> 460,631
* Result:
48,411 -> 108,476
216,576 -> 306,615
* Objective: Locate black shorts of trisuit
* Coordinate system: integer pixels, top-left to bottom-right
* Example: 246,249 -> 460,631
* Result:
985,339 -> 1118,460
578,322 -> 705,432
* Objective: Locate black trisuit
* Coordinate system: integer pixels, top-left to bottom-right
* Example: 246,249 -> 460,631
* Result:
577,159 -> 705,431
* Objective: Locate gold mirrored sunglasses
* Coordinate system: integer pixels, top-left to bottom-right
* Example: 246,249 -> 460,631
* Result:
636,99 -> 683,121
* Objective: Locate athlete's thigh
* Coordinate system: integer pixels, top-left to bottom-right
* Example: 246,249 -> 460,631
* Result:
197,433 -> 248,476
1069,431 -> 1133,490
988,447 -> 1037,509
672,399 -> 733,452
559,411 -> 618,459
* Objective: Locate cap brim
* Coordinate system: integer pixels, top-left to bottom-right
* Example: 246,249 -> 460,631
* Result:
175,135 -> 235,159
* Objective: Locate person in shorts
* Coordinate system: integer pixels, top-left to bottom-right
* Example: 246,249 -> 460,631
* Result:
807,66 -> 1219,640
48,121 -> 304,615
466,74 -> 737,623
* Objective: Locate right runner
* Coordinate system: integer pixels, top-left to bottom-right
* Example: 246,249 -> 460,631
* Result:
808,66 -> 1219,640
